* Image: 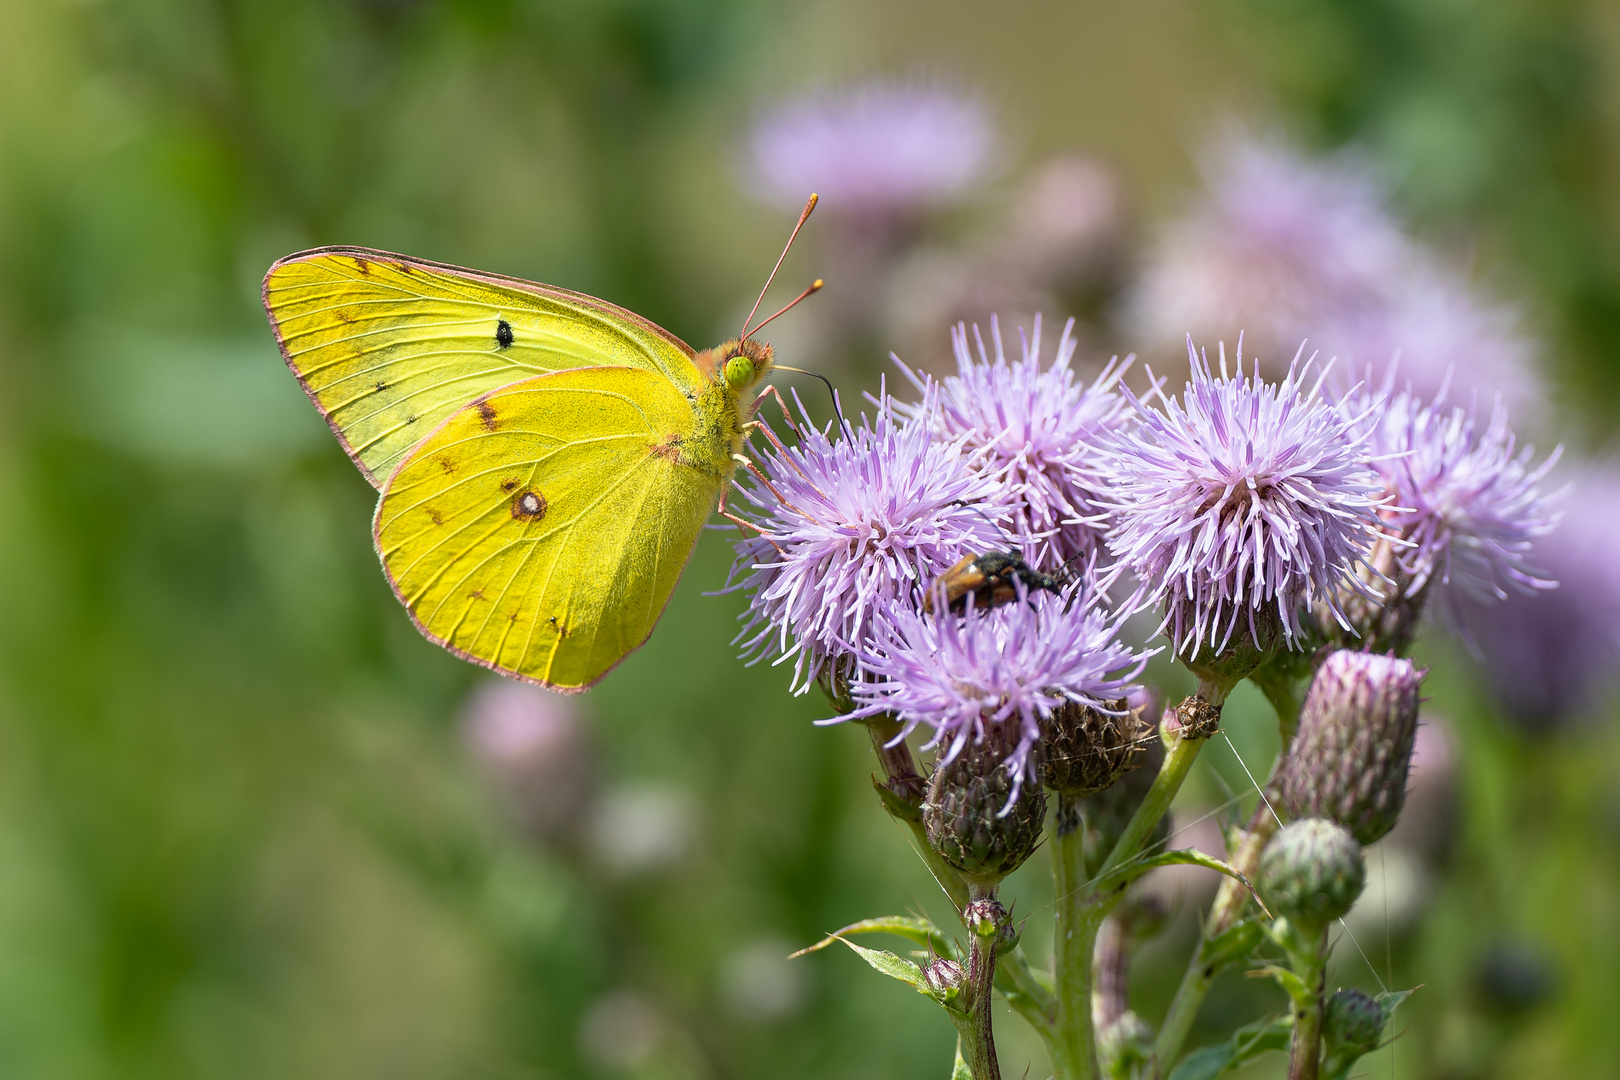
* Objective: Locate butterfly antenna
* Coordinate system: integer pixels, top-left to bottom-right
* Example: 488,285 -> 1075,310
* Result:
774,363 -> 846,434
747,278 -> 823,339
741,192 -> 819,341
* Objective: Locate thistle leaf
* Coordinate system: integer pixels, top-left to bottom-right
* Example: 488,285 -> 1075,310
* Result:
789,915 -> 956,960
1167,1015 -> 1291,1080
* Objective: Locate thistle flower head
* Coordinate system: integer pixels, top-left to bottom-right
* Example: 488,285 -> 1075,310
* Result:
1129,133 -> 1406,363
1460,465 -> 1620,729
1130,132 -> 1538,412
1098,340 -> 1385,658
1351,382 -> 1558,601
1326,265 -> 1540,419
895,314 -> 1133,564
748,81 -> 993,216
847,575 -> 1149,806
726,385 -> 1006,691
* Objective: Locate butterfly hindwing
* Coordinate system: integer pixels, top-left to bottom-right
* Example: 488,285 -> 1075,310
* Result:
263,246 -> 702,487
373,366 -> 721,690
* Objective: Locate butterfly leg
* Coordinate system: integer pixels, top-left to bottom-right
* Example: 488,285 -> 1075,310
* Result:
716,479 -> 787,556
730,452 -> 815,520
754,384 -> 801,435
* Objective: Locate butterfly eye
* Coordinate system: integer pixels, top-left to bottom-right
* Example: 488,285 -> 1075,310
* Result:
724,353 -> 755,389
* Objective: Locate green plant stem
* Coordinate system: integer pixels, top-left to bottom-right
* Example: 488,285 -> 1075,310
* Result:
859,715 -> 974,912
957,888 -> 1005,1080
1285,926 -> 1329,1080
1095,720 -> 1208,884
994,949 -> 1055,1036
1052,809 -> 1100,1080
1154,676 -> 1306,1077
1049,721 -> 1209,1080
865,714 -> 928,805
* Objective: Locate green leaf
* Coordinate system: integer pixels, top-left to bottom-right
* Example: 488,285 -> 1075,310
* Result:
1167,1015 -> 1292,1080
993,947 -> 1055,1023
1102,849 -> 1270,917
1376,987 -> 1417,1015
837,938 -> 937,998
1255,963 -> 1311,1004
1200,919 -> 1266,971
790,916 -> 956,961
872,774 -> 924,823
951,1036 -> 973,1080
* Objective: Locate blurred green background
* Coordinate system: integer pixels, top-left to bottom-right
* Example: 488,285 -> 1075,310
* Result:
1,1 -> 1618,1078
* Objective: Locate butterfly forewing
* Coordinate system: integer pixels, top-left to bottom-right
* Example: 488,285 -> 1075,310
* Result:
263,247 -> 702,487
373,366 -> 721,690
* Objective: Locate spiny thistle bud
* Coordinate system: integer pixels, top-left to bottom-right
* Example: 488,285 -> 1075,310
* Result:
924,724 -> 1048,886
1276,650 -> 1425,846
1260,818 -> 1366,928
963,896 -> 1009,939
923,958 -> 966,1002
1323,989 -> 1387,1058
1040,697 -> 1147,796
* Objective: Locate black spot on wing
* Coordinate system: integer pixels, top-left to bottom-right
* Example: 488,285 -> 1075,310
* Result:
496,319 -> 514,349
511,489 -> 547,522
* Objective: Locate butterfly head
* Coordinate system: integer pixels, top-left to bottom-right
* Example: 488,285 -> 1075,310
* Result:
711,336 -> 775,394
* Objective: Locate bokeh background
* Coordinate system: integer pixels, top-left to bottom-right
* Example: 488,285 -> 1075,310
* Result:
1,1 -> 1619,1078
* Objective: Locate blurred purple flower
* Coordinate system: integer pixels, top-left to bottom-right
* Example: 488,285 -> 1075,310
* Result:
1130,133 -> 1404,362
1351,383 -> 1558,601
1459,466 -> 1620,729
847,577 -> 1149,802
1098,340 -> 1385,657
726,385 -> 1006,691
1130,132 -> 1538,411
893,314 -> 1133,564
463,680 -> 595,847
1324,264 -> 1540,418
748,81 -> 994,217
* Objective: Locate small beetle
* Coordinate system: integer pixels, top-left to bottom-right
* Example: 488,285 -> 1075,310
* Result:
924,551 -> 1065,613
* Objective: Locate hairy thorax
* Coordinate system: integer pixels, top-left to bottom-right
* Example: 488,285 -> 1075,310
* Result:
682,337 -> 775,480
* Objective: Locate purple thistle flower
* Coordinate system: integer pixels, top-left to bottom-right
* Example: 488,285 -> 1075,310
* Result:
1129,132 -> 1405,365
1459,465 -> 1620,730
1324,264 -> 1540,421
893,314 -> 1134,565
726,385 -> 1007,691
847,577 -> 1149,806
1131,132 -> 1538,413
1097,340 -> 1385,658
1349,382 -> 1559,601
747,81 -> 994,217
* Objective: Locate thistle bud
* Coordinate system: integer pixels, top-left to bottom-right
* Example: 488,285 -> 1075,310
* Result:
1276,650 -> 1425,846
1260,818 -> 1366,929
924,723 -> 1047,886
1323,989 -> 1387,1058
963,896 -> 1009,939
923,958 -> 966,1002
1041,697 -> 1147,796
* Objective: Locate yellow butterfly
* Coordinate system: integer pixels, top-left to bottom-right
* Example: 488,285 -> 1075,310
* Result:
262,198 -> 820,692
